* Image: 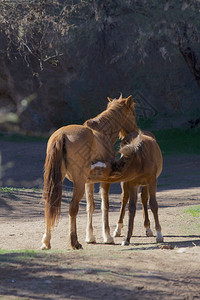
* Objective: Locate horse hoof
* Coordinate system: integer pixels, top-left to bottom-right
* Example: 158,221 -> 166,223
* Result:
73,242 -> 83,250
122,240 -> 129,246
85,235 -> 96,244
41,243 -> 51,250
113,230 -> 121,237
146,228 -> 154,237
156,237 -> 164,243
104,236 -> 114,244
156,232 -> 164,243
113,224 -> 123,237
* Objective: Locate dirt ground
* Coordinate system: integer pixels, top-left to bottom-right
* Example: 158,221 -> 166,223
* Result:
0,139 -> 200,299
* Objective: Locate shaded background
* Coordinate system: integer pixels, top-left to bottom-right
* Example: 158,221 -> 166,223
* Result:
0,0 -> 200,135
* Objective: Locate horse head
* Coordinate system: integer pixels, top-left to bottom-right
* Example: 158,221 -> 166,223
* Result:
106,95 -> 138,138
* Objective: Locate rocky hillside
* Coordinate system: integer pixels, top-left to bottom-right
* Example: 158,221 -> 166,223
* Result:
0,0 -> 200,134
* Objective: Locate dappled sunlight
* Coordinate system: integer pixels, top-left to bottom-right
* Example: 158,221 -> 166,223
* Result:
0,1 -> 200,298
0,246 -> 200,299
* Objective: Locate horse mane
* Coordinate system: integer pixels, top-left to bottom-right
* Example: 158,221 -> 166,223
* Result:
84,99 -> 128,130
110,130 -> 143,174
119,130 -> 143,158
84,95 -> 137,132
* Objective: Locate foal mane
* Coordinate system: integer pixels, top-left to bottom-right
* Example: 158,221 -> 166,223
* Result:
119,131 -> 143,158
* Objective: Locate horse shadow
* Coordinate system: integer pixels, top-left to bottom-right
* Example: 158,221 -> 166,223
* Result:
107,234 -> 200,251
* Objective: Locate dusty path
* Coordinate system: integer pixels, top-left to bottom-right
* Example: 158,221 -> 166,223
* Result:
0,140 -> 200,299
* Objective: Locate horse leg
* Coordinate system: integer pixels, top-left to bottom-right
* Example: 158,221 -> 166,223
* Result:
122,184 -> 138,246
100,182 -> 114,244
41,222 -> 52,250
41,199 -> 54,250
149,180 -> 163,243
69,181 -> 85,249
85,183 -> 96,243
141,186 -> 153,237
113,182 -> 129,237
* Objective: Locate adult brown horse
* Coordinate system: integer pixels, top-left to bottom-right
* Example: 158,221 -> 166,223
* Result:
87,130 -> 163,246
41,95 -> 138,250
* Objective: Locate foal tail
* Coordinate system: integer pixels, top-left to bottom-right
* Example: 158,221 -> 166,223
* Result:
42,135 -> 66,228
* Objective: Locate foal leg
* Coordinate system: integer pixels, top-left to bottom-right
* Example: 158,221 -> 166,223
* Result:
122,184 -> 138,246
149,180 -> 163,243
113,182 -> 129,237
69,181 -> 85,249
100,182 -> 114,244
85,183 -> 96,243
141,186 -> 153,237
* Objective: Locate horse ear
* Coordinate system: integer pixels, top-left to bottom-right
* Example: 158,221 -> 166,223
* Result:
125,95 -> 133,107
107,97 -> 113,102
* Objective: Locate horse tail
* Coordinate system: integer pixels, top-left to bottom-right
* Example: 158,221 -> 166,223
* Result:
42,135 -> 66,228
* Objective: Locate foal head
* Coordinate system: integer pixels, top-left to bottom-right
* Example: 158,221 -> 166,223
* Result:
107,95 -> 138,138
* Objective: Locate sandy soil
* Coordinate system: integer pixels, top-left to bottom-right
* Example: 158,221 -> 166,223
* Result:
0,139 -> 200,299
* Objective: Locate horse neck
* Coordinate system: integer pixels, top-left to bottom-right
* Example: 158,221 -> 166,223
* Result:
94,109 -> 124,144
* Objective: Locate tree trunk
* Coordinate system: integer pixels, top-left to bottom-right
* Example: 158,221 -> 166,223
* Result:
177,22 -> 200,89
179,44 -> 200,89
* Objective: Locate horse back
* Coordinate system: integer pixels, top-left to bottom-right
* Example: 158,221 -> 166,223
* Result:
46,125 -> 94,168
47,125 -> 93,146
141,134 -> 163,178
47,124 -> 115,172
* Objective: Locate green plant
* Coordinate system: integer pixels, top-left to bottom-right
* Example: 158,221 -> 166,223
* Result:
153,128 -> 200,155
0,187 -> 42,193
0,187 -> 21,193
184,206 -> 200,217
116,127 -> 200,155
0,133 -> 47,143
